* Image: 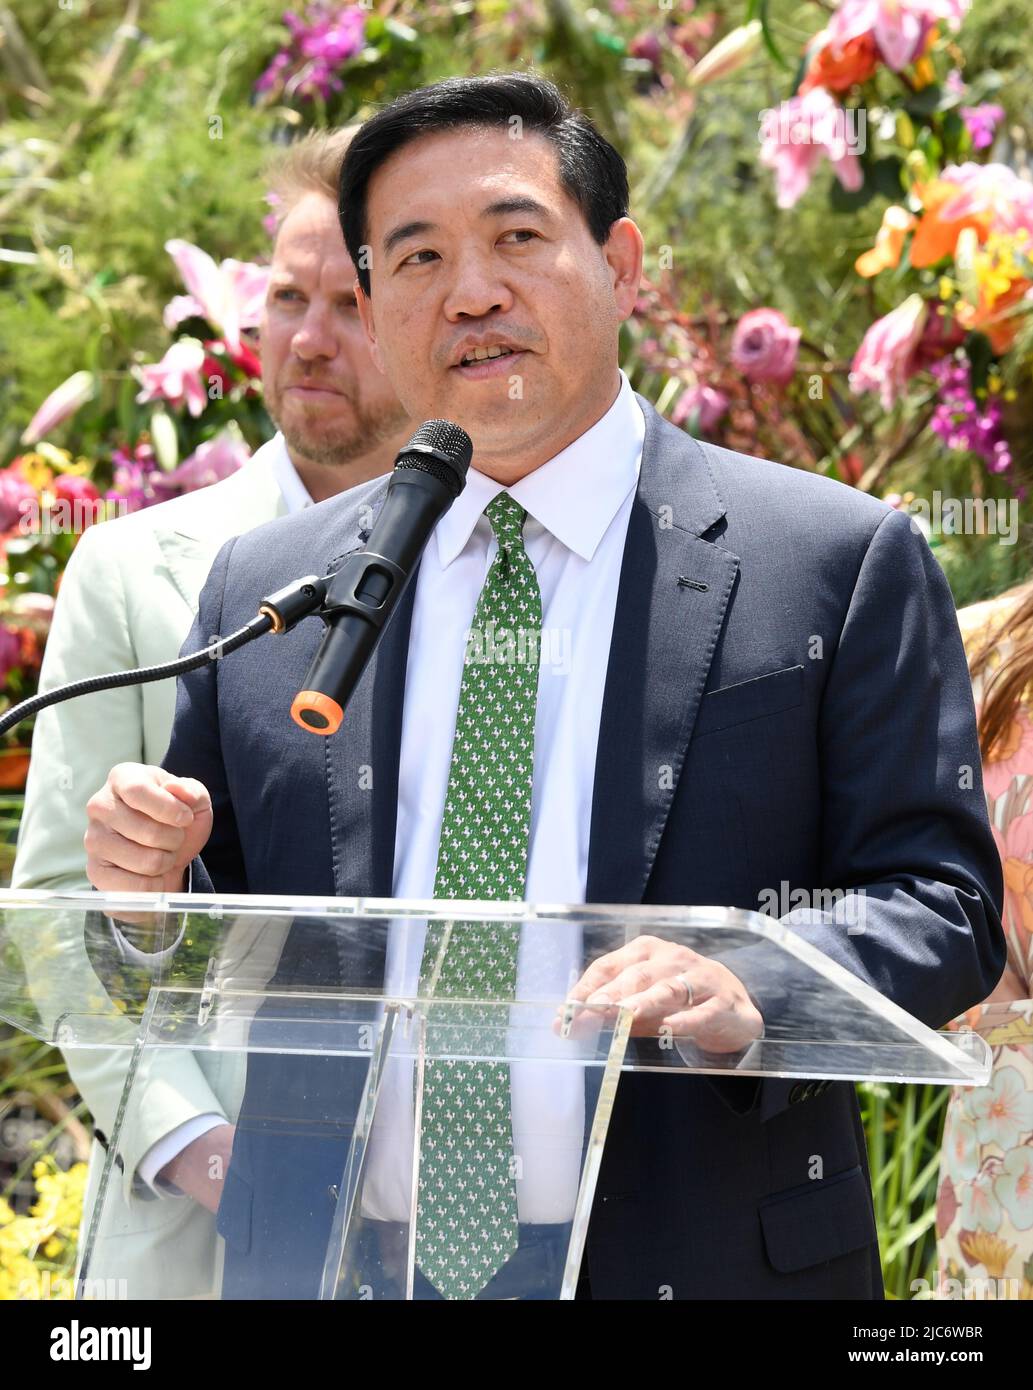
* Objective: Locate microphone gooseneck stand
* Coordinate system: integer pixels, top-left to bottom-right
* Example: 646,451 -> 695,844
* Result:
0,572 -> 328,740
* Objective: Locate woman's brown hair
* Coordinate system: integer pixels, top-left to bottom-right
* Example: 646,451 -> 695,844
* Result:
968,581 -> 1033,760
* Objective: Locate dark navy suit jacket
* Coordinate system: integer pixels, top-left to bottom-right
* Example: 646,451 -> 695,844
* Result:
164,393 -> 1005,1299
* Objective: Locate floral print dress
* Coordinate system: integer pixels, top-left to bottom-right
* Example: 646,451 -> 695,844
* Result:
935,589 -> 1033,1299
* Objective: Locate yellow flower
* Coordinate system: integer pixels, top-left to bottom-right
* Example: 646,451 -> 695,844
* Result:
16,454 -> 53,492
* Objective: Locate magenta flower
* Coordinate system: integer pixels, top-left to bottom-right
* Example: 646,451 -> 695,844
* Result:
136,339 -> 208,417
0,467 -> 39,532
290,5 -> 365,64
929,356 -> 1013,477
849,294 -> 928,410
162,427 -> 250,492
961,104 -> 1006,151
257,5 -> 366,104
672,383 -> 729,432
760,88 -> 864,209
731,309 -> 801,386
162,241 -> 270,354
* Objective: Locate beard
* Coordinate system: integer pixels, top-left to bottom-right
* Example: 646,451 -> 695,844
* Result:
266,379 -> 410,468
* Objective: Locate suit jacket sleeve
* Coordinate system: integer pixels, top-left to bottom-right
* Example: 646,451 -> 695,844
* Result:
162,533 -> 248,895
709,506 -> 1006,1122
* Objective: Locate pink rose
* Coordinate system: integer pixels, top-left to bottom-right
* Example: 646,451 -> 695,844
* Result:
731,308 -> 800,386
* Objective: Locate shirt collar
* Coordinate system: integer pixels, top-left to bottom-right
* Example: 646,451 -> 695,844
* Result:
435,368 -> 644,569
263,432 -> 314,516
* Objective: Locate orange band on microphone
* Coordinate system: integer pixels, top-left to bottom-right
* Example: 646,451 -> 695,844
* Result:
291,690 -> 344,735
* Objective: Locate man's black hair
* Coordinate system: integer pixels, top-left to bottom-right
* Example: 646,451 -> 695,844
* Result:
339,70 -> 629,296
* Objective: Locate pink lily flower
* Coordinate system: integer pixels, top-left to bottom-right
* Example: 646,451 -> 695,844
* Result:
162,240 -> 270,353
136,339 -> 209,417
849,294 -> 928,409
829,0 -> 970,73
760,88 -> 864,209
163,427 -> 251,492
20,370 -> 96,446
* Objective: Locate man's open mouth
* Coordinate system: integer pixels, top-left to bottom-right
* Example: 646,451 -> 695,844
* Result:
456,346 -> 521,367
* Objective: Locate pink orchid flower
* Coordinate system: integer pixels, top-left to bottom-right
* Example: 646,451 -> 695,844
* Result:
162,240 -> 270,354
136,339 -> 208,417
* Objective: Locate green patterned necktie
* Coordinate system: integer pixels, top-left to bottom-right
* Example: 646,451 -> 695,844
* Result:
414,491 -> 542,1300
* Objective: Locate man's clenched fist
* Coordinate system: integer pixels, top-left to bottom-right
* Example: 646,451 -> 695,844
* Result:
85,763 -> 212,895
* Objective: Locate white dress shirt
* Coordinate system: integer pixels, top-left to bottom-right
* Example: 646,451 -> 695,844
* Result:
142,372 -> 645,1219
136,437 -> 312,1194
361,369 -> 644,1223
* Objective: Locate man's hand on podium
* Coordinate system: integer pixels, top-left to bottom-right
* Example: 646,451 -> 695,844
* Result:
85,762 -> 212,899
157,1123 -> 236,1214
565,936 -> 764,1052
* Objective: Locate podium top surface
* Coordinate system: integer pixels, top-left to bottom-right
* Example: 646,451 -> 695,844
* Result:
0,889 -> 989,1083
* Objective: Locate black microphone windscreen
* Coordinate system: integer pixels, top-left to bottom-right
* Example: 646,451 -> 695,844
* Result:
396,419 -> 473,498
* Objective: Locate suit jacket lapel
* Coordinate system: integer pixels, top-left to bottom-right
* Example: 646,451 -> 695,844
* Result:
321,486 -> 415,902
586,397 -> 739,904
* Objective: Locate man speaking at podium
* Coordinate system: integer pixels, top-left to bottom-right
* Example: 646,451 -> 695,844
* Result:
85,73 -> 1004,1299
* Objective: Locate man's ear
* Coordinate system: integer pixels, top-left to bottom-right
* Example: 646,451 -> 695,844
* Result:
604,218 -> 645,323
355,280 -> 386,373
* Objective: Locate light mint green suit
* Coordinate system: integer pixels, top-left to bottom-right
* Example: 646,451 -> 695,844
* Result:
12,440 -> 292,1296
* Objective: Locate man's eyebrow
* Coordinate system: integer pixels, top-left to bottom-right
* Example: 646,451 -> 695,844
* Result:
382,197 -> 556,257
481,196 -> 554,222
383,219 -> 437,256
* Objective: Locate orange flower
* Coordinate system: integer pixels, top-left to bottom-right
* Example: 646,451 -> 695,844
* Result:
800,31 -> 879,95
910,180 -> 992,268
855,205 -> 917,277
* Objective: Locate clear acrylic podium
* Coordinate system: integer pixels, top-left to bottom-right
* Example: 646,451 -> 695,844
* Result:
0,890 -> 990,1300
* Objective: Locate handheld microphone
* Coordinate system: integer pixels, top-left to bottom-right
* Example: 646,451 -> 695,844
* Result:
290,419 -> 473,735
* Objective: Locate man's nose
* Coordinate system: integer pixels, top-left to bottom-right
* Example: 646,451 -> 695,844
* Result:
443,253 -> 514,321
291,304 -> 339,360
